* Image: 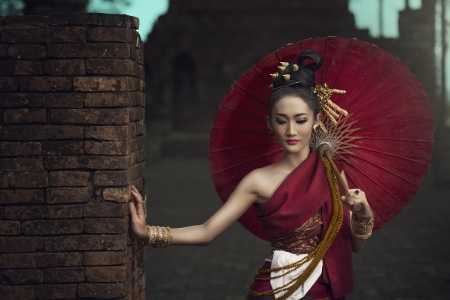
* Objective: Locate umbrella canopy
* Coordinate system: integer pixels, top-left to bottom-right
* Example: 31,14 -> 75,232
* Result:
209,37 -> 434,242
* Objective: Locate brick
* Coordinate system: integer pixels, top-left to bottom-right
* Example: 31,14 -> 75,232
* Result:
0,206 -> 3,219
46,187 -> 90,204
4,15 -> 47,25
42,93 -> 86,108
44,267 -> 85,283
131,177 -> 144,191
22,219 -> 83,235
86,125 -> 132,140
0,142 -> 42,156
2,27 -> 45,43
86,58 -> 134,75
45,155 -> 130,170
85,92 -> 133,107
0,189 -> 45,204
35,284 -> 77,299
0,60 -> 43,75
87,27 -> 134,43
77,282 -> 130,299
0,236 -> 43,253
0,285 -> 35,300
130,107 -> 145,121
0,220 -> 20,235
43,141 -> 84,155
130,136 -> 145,152
8,43 -> 46,59
0,77 -> 19,91
86,265 -> 129,282
20,76 -> 72,92
0,285 -> 34,300
0,253 -> 36,268
0,172 -> 10,188
83,250 -> 128,266
48,12 -> 135,27
37,252 -> 83,267
44,234 -> 127,251
0,93 -> 43,108
84,217 -> 128,234
49,171 -> 90,187
94,170 -> 130,186
0,44 -> 8,58
1,269 -> 43,284
2,108 -> 47,123
2,158 -> 44,172
10,172 -> 48,188
135,149 -> 145,162
45,26 -> 86,43
3,205 -> 45,220
46,204 -> 83,219
50,108 -> 130,125
46,43 -> 130,59
86,140 -> 129,155
73,76 -> 130,92
84,202 -> 128,217
43,59 -> 85,76
1,124 -> 84,140
103,186 -> 130,202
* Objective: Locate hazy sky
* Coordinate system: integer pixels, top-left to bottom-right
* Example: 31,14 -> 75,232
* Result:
88,0 -> 422,41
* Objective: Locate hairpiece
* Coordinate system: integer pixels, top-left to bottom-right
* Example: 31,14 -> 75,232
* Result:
283,74 -> 290,81
311,83 -> 348,125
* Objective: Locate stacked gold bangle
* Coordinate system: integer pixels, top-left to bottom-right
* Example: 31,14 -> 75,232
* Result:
350,211 -> 374,240
134,225 -> 173,248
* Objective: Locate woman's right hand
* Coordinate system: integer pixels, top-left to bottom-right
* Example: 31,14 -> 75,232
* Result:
129,185 -> 147,239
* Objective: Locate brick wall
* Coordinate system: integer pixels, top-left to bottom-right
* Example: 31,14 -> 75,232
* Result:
0,13 -> 147,300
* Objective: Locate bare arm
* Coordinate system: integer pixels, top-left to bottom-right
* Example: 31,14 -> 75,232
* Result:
339,170 -> 372,253
129,171 -> 261,246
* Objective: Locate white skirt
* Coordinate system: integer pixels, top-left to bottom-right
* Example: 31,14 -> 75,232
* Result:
269,250 -> 323,300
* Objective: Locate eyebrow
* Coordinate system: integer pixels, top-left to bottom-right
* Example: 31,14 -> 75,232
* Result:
275,113 -> 308,117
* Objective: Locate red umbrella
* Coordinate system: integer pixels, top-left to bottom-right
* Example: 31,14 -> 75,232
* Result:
208,37 -> 434,242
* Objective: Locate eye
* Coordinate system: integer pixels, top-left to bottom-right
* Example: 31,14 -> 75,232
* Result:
275,119 -> 286,124
296,119 -> 307,124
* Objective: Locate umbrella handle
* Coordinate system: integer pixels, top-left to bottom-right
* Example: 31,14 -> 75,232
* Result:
320,146 -> 362,212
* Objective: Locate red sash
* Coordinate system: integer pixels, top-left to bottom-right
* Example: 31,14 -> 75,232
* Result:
254,150 -> 354,298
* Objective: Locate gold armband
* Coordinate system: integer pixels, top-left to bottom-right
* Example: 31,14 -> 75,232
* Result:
350,211 -> 374,240
134,225 -> 173,248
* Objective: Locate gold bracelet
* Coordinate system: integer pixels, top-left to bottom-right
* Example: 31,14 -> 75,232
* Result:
134,225 -> 173,248
350,211 -> 374,240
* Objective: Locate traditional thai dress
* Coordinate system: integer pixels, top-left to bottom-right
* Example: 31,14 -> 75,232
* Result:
248,150 -> 353,300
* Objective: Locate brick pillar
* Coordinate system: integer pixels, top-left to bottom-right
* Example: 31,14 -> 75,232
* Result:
0,13 -> 146,300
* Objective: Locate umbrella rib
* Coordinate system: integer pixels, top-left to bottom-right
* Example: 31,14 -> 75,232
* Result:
211,148 -> 283,175
331,38 -> 354,89
234,82 -> 268,106
252,65 -> 271,85
350,75 -> 417,115
355,117 -> 434,130
320,37 -> 329,82
210,142 -> 278,153
347,164 -> 407,208
352,93 -> 426,122
352,155 -> 419,187
361,137 -> 433,143
343,58 -> 397,110
351,145 -> 430,166
220,106 -> 267,121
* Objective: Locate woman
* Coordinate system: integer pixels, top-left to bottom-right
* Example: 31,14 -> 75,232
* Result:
129,50 -> 374,300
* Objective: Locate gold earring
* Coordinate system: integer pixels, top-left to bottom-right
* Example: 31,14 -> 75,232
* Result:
268,128 -> 273,135
313,124 -> 319,132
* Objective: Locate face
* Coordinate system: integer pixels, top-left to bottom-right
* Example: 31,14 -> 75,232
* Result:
267,95 -> 317,155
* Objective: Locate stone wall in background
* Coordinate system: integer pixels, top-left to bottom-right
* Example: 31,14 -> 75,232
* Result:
0,12 -> 147,300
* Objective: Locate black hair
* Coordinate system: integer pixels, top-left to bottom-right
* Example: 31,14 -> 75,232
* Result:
268,50 -> 322,119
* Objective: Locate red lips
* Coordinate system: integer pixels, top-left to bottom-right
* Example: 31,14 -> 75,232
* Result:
286,139 -> 298,145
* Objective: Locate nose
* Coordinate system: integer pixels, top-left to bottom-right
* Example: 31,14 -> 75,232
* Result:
286,121 -> 297,137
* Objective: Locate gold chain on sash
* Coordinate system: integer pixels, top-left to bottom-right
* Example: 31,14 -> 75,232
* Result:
246,156 -> 343,300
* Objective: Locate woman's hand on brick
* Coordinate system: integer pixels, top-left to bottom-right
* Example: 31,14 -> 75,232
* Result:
129,185 -> 147,239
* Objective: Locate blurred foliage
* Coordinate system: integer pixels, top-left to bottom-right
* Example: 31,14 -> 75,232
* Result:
0,0 -> 25,16
87,0 -> 130,14
0,0 -> 130,16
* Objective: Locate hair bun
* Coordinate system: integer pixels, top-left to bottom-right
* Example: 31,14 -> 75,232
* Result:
297,50 -> 322,72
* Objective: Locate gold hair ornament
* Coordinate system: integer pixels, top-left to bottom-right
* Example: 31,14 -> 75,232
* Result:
311,83 -> 348,125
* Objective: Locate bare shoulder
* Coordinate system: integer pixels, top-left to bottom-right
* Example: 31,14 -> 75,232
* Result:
240,164 -> 286,204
